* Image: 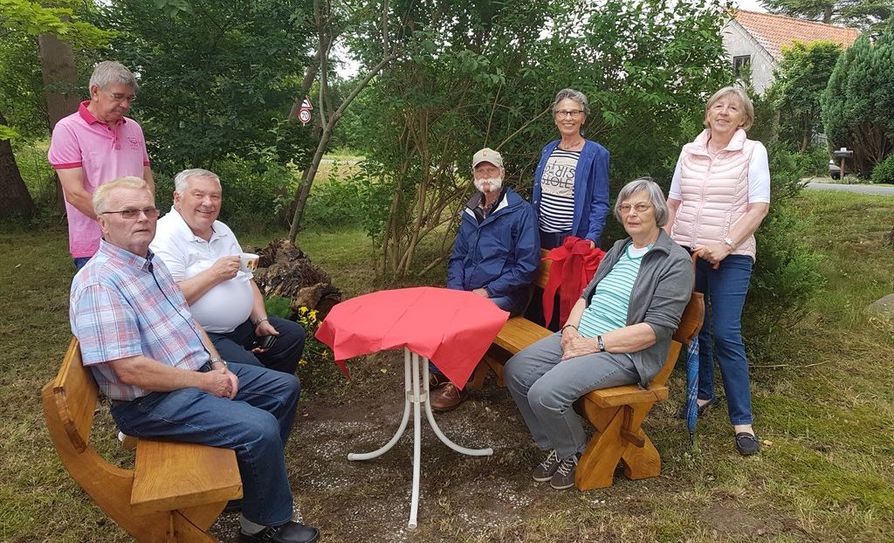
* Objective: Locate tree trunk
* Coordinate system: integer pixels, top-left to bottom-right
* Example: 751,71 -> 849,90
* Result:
0,113 -> 37,220
38,33 -> 81,214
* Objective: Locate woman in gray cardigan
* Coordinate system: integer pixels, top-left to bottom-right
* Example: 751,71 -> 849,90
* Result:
505,178 -> 693,490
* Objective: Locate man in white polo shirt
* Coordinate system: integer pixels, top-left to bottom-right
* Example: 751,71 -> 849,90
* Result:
48,61 -> 155,270
150,168 -> 304,374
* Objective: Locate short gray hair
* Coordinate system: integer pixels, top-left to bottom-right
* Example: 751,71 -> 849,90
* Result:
89,61 -> 139,92
174,168 -> 221,193
613,177 -> 669,228
93,176 -> 150,214
551,88 -> 590,116
704,86 -> 754,131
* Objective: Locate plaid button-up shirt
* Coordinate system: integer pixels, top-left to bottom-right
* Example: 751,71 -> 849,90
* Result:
70,240 -> 208,400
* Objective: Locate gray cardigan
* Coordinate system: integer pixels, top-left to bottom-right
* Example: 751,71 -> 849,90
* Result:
580,230 -> 694,387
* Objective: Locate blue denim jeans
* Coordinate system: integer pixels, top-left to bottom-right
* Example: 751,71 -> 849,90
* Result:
208,316 -> 305,374
695,254 -> 754,425
110,362 -> 301,526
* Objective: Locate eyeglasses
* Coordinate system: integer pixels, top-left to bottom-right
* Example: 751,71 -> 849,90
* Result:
619,203 -> 652,214
555,109 -> 584,119
101,207 -> 160,220
103,90 -> 136,103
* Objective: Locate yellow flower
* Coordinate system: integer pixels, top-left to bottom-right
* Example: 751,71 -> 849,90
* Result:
299,359 -> 309,366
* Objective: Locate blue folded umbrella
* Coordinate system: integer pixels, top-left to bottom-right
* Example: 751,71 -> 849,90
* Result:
685,338 -> 700,441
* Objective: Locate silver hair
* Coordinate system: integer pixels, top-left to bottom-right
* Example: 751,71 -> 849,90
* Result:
704,86 -> 754,131
93,176 -> 150,214
551,88 -> 590,116
174,168 -> 221,193
613,177 -> 669,228
89,61 -> 139,92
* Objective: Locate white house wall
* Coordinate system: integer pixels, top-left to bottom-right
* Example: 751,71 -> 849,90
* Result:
722,21 -> 777,96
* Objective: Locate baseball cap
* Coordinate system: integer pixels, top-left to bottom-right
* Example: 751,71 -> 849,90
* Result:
472,147 -> 504,169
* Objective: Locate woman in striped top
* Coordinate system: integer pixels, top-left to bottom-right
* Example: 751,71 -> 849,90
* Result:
532,88 -> 611,250
505,178 -> 693,490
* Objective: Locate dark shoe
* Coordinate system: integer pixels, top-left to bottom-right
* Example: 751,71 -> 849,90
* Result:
676,398 -> 715,419
549,453 -> 580,490
240,521 -> 320,543
430,382 -> 468,412
429,371 -> 449,388
532,449 -> 561,482
735,432 -> 760,456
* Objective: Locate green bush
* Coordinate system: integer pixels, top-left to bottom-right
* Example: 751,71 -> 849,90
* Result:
870,154 -> 894,184
745,145 -> 824,358
303,176 -> 366,230
211,158 -> 297,232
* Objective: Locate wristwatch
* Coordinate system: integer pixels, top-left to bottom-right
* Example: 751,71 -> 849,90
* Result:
210,356 -> 227,369
596,335 -> 605,352
723,237 -> 736,249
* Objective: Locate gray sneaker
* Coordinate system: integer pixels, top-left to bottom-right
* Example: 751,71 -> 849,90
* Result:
549,453 -> 580,490
532,449 -> 560,482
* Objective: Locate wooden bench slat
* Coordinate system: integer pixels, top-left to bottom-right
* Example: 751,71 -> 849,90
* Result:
581,385 -> 669,408
131,439 -> 242,515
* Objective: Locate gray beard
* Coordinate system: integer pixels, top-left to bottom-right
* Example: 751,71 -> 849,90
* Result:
474,177 -> 503,193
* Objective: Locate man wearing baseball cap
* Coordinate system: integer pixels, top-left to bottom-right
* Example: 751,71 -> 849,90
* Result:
430,148 -> 540,411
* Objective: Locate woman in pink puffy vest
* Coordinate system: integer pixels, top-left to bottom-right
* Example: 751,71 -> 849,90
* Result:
665,86 -> 770,456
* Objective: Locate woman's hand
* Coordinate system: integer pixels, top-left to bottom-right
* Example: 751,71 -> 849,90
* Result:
561,335 -> 600,360
560,325 -> 581,352
693,243 -> 731,269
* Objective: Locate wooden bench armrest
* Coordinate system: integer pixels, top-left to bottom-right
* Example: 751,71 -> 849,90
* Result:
130,439 -> 242,515
493,317 -> 553,353
581,385 -> 669,409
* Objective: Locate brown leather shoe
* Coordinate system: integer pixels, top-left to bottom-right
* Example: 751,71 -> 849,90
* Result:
429,382 -> 468,412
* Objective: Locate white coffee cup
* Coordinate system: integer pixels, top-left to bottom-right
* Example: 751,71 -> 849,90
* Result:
239,252 -> 259,273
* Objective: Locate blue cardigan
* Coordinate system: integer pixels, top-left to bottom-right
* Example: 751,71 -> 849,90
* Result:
532,139 -> 610,245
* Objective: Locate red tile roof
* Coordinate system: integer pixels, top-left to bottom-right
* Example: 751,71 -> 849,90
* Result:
734,10 -> 860,60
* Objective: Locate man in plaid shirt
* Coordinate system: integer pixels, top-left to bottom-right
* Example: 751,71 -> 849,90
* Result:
69,177 -> 319,543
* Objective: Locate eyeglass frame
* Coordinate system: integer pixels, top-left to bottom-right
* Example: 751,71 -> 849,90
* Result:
100,207 -> 160,220
554,109 -> 585,119
618,203 -> 652,214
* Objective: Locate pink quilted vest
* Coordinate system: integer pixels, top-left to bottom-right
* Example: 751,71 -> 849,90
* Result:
670,129 -> 757,261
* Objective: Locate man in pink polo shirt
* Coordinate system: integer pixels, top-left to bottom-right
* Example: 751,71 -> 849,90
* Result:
48,61 -> 155,270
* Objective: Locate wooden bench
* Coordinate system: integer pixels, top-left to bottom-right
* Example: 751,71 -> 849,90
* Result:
471,251 -> 704,490
42,338 -> 243,542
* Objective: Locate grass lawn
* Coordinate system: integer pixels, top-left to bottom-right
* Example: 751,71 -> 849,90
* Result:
0,190 -> 892,542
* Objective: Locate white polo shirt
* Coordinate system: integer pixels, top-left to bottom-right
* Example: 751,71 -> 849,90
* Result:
150,208 -> 254,333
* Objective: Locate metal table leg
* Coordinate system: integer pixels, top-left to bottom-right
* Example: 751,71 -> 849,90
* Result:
347,348 -> 492,529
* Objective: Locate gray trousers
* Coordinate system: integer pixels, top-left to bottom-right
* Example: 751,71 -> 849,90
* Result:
504,333 -> 639,459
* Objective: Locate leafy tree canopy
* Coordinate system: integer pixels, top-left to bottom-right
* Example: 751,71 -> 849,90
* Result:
93,0 -> 318,175
771,41 -> 842,151
760,0 -> 893,30
820,32 -> 894,174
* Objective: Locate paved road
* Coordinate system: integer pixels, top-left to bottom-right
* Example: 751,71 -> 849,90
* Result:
805,182 -> 894,196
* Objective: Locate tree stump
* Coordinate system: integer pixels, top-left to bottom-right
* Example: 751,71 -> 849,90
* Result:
246,239 -> 341,319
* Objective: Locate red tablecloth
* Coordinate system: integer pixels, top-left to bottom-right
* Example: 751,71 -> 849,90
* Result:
315,287 -> 510,389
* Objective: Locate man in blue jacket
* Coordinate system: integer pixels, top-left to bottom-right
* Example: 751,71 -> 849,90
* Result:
431,148 -> 540,411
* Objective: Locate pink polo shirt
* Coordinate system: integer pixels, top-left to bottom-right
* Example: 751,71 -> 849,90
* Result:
48,101 -> 150,258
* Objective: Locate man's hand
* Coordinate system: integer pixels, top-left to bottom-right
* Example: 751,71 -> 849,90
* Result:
252,319 -> 280,353
202,367 -> 239,399
472,288 -> 489,298
210,256 -> 240,281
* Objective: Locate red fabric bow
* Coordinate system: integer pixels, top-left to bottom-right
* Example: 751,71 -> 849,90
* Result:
542,236 -> 604,326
